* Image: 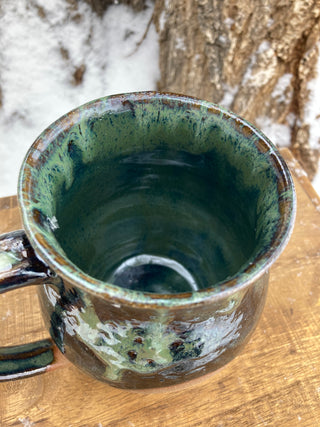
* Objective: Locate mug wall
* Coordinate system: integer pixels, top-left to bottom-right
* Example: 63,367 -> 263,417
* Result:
37,271 -> 268,389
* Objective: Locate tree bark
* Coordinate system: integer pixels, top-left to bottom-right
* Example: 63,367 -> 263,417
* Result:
153,0 -> 320,178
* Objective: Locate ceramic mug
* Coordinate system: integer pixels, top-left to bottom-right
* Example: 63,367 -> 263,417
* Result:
0,92 -> 295,390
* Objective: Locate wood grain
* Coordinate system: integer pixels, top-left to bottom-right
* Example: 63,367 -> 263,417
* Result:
0,148 -> 320,426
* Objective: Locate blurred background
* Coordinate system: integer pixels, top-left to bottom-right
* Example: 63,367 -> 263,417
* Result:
0,0 -> 319,197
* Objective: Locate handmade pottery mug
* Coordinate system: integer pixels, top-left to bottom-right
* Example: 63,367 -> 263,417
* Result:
0,92 -> 295,390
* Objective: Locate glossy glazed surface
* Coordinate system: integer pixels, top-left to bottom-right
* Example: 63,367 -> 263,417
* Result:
54,149 -> 257,293
38,272 -> 268,388
19,93 -> 295,304
16,92 -> 295,388
0,230 -> 55,381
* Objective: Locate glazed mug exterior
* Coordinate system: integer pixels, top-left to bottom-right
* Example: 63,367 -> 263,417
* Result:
0,92 -> 295,389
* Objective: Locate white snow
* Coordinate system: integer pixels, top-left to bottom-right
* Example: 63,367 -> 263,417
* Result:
257,40 -> 271,55
256,116 -> 291,147
302,42 -> 320,191
313,169 -> 320,192
158,9 -> 167,32
242,41 -> 273,86
0,0 -> 159,197
272,73 -> 292,102
18,418 -> 35,427
224,17 -> 234,29
175,36 -> 186,51
304,43 -> 320,150
220,84 -> 238,109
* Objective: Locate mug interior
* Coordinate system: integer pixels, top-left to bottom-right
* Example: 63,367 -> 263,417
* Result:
19,93 -> 295,299
54,148 -> 257,294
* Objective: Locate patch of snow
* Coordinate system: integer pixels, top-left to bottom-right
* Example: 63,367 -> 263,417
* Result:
218,34 -> 227,44
242,58 -> 255,86
158,9 -> 167,32
224,17 -> 234,29
286,112 -> 296,127
292,166 -> 307,179
268,18 -> 274,27
18,418 -> 35,427
272,73 -> 292,102
0,0 -> 159,197
175,36 -> 186,51
257,41 -> 271,55
220,84 -> 238,109
304,43 -> 320,150
242,41 -> 275,87
255,116 -> 291,147
304,43 -> 320,194
313,169 -> 320,194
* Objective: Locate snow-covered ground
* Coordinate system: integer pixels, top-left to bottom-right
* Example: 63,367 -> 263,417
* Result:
0,0 -> 319,197
0,0 -> 159,197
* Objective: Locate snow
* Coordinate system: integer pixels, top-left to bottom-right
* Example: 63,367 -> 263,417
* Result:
0,0 -> 159,197
256,116 -> 292,147
272,73 -> 292,102
224,17 -> 235,29
313,169 -> 320,193
301,42 -> 320,189
220,84 -> 238,109
175,36 -> 186,51
242,41 -> 273,86
18,418 -> 35,427
304,43 -> 320,149
257,41 -> 271,55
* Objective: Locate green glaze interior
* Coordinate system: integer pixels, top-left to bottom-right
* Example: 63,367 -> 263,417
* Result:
19,92 -> 295,302
53,148 -> 257,294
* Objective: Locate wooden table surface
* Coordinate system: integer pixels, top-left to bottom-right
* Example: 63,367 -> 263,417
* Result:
0,148 -> 320,427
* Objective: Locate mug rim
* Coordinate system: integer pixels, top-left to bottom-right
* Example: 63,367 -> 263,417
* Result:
18,91 -> 296,307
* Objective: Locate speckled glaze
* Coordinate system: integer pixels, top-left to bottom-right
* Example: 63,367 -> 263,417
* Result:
3,92 -> 296,389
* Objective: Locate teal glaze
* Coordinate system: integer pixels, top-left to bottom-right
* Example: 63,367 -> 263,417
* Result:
0,339 -> 54,380
0,92 -> 296,389
19,93 -> 295,306
54,149 -> 258,293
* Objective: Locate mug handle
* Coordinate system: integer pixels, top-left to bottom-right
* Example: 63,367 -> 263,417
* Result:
0,230 -> 62,381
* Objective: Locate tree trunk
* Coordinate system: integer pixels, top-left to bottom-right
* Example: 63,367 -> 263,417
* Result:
153,0 -> 320,178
